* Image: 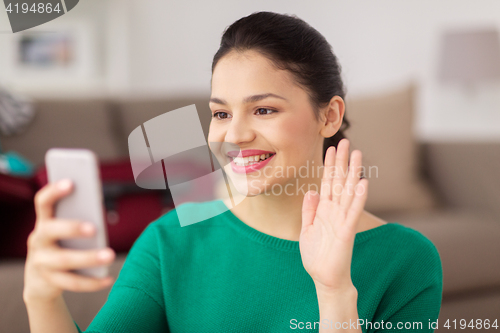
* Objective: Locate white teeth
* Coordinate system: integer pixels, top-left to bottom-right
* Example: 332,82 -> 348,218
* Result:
231,153 -> 274,166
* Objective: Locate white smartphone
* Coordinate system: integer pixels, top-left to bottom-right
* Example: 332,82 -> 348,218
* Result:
45,148 -> 109,278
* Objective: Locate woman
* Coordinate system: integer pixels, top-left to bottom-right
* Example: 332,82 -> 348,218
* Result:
23,11 -> 442,333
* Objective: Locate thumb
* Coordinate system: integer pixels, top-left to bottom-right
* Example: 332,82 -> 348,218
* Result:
301,190 -> 320,231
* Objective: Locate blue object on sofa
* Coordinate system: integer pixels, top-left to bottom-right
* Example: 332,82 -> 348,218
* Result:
0,151 -> 34,176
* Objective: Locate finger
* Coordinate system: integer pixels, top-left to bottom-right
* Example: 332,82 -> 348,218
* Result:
345,179 -> 369,230
36,247 -> 115,271
34,179 -> 73,220
339,150 -> 363,212
331,139 -> 350,205
30,220 -> 96,248
320,146 -> 336,201
44,270 -> 114,292
301,190 -> 320,231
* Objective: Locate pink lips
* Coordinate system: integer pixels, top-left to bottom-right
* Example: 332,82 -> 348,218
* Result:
227,149 -> 275,174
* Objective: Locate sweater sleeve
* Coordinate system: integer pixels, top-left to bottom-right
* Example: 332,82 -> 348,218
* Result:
374,280 -> 442,332
370,232 -> 443,333
74,220 -> 169,333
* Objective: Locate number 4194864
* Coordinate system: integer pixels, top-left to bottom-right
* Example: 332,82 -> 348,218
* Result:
6,2 -> 62,14
443,318 -> 498,330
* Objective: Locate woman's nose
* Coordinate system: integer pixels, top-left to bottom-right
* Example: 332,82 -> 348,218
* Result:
224,115 -> 255,145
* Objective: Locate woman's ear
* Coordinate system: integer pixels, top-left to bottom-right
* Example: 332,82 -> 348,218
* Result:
320,95 -> 345,138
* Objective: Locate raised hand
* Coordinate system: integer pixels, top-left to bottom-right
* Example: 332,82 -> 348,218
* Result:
299,138 -> 368,293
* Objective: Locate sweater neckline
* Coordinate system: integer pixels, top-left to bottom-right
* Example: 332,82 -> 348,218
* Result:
214,199 -> 398,252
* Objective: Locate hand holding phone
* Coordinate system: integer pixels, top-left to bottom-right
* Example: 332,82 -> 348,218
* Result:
24,149 -> 114,303
45,148 -> 110,278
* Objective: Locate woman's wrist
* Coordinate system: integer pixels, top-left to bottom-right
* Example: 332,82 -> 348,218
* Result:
314,281 -> 358,309
23,287 -> 63,306
314,280 -> 357,299
314,283 -> 360,332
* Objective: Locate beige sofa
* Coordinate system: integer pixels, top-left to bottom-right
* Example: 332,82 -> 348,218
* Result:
1,85 -> 499,332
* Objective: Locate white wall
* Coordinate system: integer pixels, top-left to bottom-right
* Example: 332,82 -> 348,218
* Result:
1,0 -> 500,141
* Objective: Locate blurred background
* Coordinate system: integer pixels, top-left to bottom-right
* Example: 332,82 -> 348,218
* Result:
1,0 -> 499,332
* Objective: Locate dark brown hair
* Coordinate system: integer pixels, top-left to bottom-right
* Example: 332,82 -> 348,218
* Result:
211,11 -> 350,162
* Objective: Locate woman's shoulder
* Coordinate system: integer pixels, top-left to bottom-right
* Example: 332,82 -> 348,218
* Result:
356,211 -> 440,264
389,223 -> 438,253
355,221 -> 443,288
363,221 -> 442,273
360,211 -> 437,251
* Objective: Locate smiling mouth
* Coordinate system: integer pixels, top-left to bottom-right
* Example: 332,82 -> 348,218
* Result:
229,153 -> 275,167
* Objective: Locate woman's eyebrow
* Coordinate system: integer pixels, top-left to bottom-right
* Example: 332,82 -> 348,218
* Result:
209,93 -> 288,105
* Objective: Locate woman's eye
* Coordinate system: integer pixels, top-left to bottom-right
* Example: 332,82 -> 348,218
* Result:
213,112 -> 231,120
212,108 -> 276,119
255,108 -> 276,115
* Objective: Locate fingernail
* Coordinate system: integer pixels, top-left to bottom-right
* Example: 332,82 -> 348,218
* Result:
98,249 -> 114,261
58,179 -> 72,190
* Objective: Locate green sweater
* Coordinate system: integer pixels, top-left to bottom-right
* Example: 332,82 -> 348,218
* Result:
75,199 -> 442,333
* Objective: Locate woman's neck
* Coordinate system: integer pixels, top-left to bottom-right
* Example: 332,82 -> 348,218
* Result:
226,173 -> 323,242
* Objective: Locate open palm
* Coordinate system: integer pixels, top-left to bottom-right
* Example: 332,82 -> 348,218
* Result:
299,138 -> 369,292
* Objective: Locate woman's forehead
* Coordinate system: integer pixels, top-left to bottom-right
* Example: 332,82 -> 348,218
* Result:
212,54 -> 302,100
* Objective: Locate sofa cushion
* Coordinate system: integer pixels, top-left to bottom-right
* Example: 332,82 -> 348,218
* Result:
423,142 -> 500,219
439,291 -> 500,328
345,84 -> 438,214
0,98 -> 123,167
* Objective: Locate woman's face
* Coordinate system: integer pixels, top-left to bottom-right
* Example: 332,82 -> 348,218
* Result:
208,50 -> 327,197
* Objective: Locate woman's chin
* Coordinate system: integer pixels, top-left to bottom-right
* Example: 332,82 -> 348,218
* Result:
226,177 -> 268,197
